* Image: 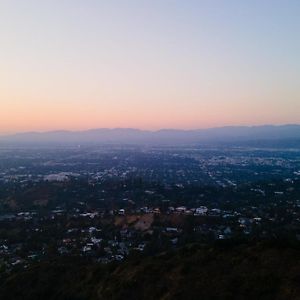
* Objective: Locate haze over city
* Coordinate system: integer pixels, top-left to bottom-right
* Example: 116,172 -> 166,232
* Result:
1,0 -> 300,134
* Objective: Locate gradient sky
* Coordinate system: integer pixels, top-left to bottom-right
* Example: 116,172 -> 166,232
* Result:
0,0 -> 300,133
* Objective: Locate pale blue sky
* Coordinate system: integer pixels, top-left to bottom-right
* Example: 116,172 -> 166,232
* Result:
0,0 -> 299,133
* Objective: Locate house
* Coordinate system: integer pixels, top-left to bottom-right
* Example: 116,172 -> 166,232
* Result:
195,206 -> 208,216
176,206 -> 186,213
118,209 -> 125,215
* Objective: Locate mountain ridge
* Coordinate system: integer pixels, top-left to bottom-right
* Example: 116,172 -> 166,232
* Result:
1,124 -> 300,145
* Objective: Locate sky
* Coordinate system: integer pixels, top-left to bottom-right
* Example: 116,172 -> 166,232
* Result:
0,0 -> 299,134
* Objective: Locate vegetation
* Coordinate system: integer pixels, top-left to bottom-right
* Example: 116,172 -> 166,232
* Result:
1,241 -> 299,300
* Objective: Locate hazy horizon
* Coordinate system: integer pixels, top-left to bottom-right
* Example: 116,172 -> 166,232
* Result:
0,123 -> 299,136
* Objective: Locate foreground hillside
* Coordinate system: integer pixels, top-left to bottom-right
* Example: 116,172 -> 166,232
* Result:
1,242 -> 300,300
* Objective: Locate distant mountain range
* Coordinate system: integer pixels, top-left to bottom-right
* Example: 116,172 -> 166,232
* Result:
1,125 -> 300,146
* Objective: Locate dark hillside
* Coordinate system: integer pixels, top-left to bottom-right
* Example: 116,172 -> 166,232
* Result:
1,242 -> 300,300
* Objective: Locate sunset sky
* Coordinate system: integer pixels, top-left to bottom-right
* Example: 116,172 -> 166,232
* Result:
0,0 -> 299,134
